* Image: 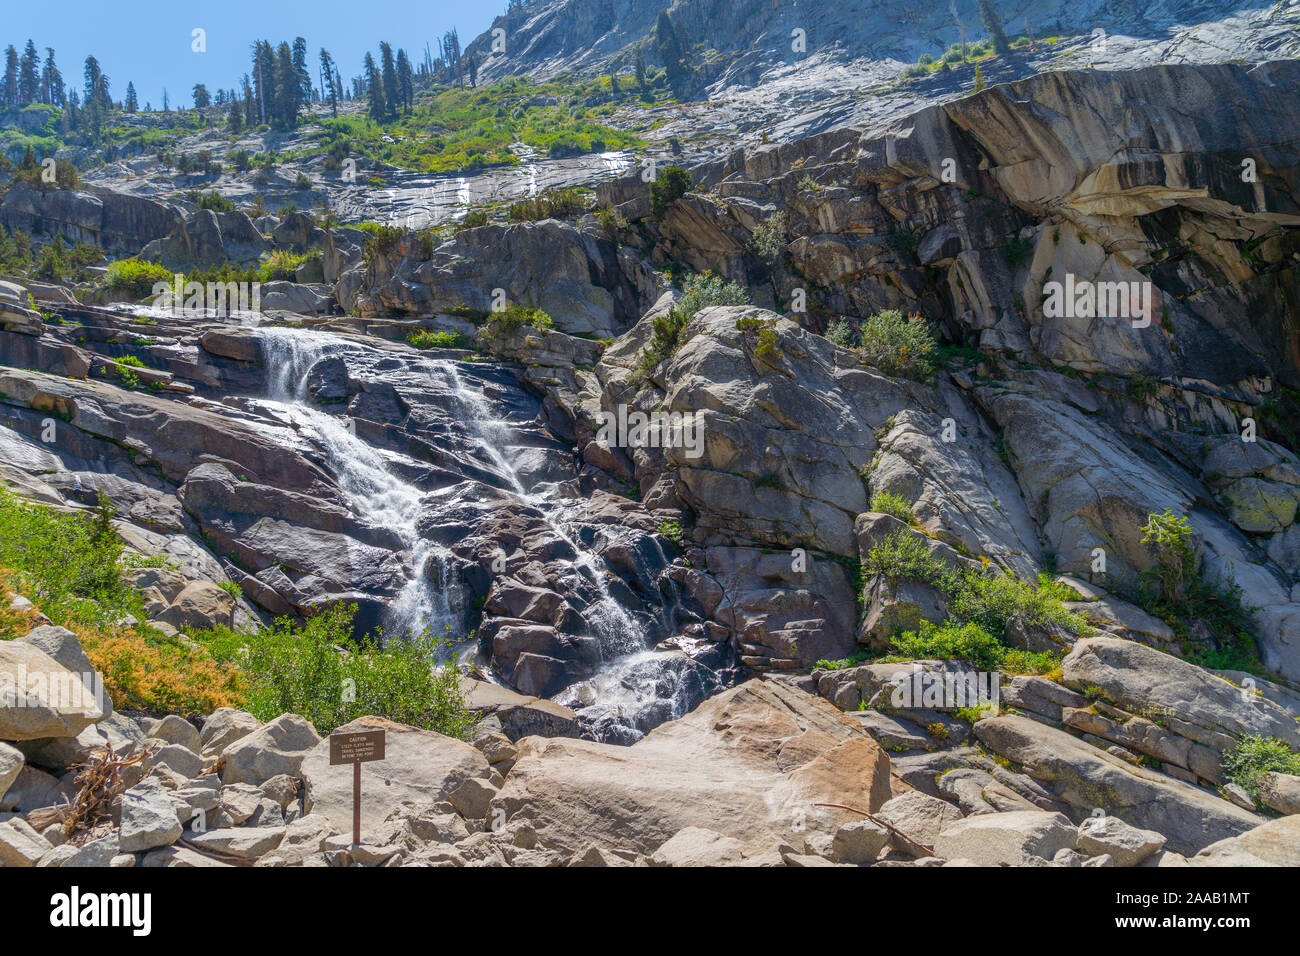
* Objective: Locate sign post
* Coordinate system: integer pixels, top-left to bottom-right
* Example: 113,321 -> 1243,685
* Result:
328,729 -> 386,847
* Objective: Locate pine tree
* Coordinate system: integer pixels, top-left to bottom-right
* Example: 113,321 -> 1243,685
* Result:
634,47 -> 648,98
125,81 -> 138,112
973,63 -> 987,91
976,0 -> 1012,57
273,42 -> 301,128
656,13 -> 690,98
609,67 -> 620,100
2,47 -> 18,107
228,99 -> 243,133
319,50 -> 339,116
396,49 -> 414,109
41,48 -> 63,106
291,36 -> 312,102
251,41 -> 275,125
364,53 -> 385,121
19,40 -> 39,105
192,83 -> 211,109
379,42 -> 399,119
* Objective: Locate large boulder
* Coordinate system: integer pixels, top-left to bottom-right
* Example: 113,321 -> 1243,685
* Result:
219,713 -> 320,786
974,714 -> 1262,855
1061,637 -> 1300,750
1191,815 -> 1300,866
0,640 -> 107,740
490,679 -> 892,856
932,810 -> 1077,866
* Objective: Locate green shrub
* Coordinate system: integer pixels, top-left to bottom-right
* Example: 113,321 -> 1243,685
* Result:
864,528 -> 1088,644
110,354 -> 146,390
1222,735 -> 1300,805
106,258 -> 174,299
408,329 -> 466,350
891,620 -> 1005,670
195,603 -> 473,737
857,309 -> 937,379
196,191 -> 237,212
0,488 -> 134,629
260,249 -> 307,281
507,187 -> 590,222
863,529 -> 947,589
649,165 -> 692,217
480,303 -> 554,344
947,569 -> 1086,642
635,272 -> 749,375
826,319 -> 857,348
749,212 -> 787,263
1140,509 -> 1197,603
870,490 -> 914,523
1004,235 -> 1034,269
658,520 -> 685,549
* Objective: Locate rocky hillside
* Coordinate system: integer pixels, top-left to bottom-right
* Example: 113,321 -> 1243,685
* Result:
1,53 -> 1300,868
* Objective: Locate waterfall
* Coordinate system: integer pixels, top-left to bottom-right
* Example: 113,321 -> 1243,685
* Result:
253,327 -> 464,643
248,324 -> 708,743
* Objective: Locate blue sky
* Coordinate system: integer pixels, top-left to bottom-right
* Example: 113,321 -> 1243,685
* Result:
2,0 -> 502,108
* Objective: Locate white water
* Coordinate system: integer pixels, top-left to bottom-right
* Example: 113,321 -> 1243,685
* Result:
254,327 -> 463,641
248,325 -> 703,741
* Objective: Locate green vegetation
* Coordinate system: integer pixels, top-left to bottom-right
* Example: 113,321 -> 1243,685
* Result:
635,272 -> 749,376
105,257 -> 174,299
0,487 -> 243,714
196,191 -> 237,213
863,528 -> 1087,659
407,329 -> 467,350
826,319 -> 858,349
735,314 -> 782,363
658,520 -> 686,549
0,486 -> 470,730
1132,510 -> 1260,670
308,76 -> 643,176
891,620 -> 1005,670
870,490 -> 915,523
478,303 -> 554,347
194,604 -> 473,737
260,249 -> 308,281
886,620 -> 1059,675
1222,735 -> 1300,806
109,354 -> 146,389
855,309 -> 938,379
749,212 -> 787,264
1004,235 -> 1034,269
506,187 -> 590,222
27,236 -> 103,283
649,165 -> 692,217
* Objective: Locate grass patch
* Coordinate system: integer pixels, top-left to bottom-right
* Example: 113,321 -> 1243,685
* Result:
854,309 -> 938,380
870,490 -> 914,523
1222,735 -> 1300,807
634,271 -> 749,377
408,329 -> 467,350
106,258 -> 174,300
192,603 -> 473,738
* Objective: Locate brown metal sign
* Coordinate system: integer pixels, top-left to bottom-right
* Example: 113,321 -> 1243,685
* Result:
329,729 -> 386,765
329,729 -> 387,847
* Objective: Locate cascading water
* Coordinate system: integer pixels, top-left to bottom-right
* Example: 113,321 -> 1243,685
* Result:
246,324 -> 716,742
253,327 -> 464,642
